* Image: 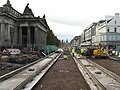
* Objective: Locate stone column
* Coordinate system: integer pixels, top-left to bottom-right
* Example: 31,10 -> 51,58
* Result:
27,27 -> 30,44
34,27 -> 38,50
27,27 -> 31,48
19,27 -> 22,47
1,23 -> 5,45
0,23 -> 1,51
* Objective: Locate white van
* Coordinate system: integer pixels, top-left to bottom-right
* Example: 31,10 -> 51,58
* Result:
7,49 -> 21,55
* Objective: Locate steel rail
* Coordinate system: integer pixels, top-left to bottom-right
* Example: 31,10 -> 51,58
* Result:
0,57 -> 45,82
0,52 -> 55,82
14,53 -> 61,90
88,59 -> 120,83
73,57 -> 106,90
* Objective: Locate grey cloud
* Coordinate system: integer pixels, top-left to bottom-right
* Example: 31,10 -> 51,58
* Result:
55,33 -> 75,42
47,16 -> 89,27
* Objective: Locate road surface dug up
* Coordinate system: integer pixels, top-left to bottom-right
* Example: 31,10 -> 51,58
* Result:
32,52 -> 91,90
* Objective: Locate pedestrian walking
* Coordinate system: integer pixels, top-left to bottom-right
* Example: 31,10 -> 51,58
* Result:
80,48 -> 84,55
72,48 -> 75,56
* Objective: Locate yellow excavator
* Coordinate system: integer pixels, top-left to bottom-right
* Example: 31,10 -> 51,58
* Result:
93,49 -> 109,59
93,49 -> 104,55
92,43 -> 109,59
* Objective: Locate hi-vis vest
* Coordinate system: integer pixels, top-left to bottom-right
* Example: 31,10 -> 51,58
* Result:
72,49 -> 75,53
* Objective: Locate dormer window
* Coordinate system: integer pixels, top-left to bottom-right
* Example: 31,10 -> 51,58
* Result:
115,21 -> 117,24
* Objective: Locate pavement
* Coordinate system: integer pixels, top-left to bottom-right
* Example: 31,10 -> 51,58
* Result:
108,55 -> 120,60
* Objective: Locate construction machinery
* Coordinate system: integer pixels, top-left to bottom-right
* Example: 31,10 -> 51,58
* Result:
93,49 -> 109,59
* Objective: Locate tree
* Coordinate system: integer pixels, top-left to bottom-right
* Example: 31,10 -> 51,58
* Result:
47,29 -> 60,47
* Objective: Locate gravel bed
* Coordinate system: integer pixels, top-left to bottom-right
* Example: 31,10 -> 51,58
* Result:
92,59 -> 120,76
32,52 -> 91,90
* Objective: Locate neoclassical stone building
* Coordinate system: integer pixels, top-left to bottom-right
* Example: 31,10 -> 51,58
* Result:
0,0 -> 49,51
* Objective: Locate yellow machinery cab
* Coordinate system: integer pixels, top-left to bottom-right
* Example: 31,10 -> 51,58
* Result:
93,49 -> 104,55
93,49 -> 109,59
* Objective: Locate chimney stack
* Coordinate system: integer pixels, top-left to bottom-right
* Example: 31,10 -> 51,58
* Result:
115,13 -> 119,17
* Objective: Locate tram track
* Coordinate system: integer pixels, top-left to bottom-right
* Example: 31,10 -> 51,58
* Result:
22,53 -> 61,90
88,59 -> 120,83
74,57 -> 105,90
74,56 -> 120,90
0,53 -> 60,90
0,51 -> 119,90
31,52 -> 91,90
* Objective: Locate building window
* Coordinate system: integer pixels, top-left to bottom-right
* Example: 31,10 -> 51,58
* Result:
0,23 -> 1,38
0,23 -> 1,31
113,35 -> 115,40
17,27 -> 19,44
114,28 -> 117,32
115,21 -> 117,24
108,35 -> 112,41
107,28 -> 109,32
106,35 -> 109,41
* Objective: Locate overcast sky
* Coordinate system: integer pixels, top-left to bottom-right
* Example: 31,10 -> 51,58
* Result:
1,0 -> 120,42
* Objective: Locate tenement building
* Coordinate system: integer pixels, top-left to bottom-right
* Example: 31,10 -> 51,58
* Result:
0,0 -> 49,51
92,13 -> 120,49
80,13 -> 120,50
